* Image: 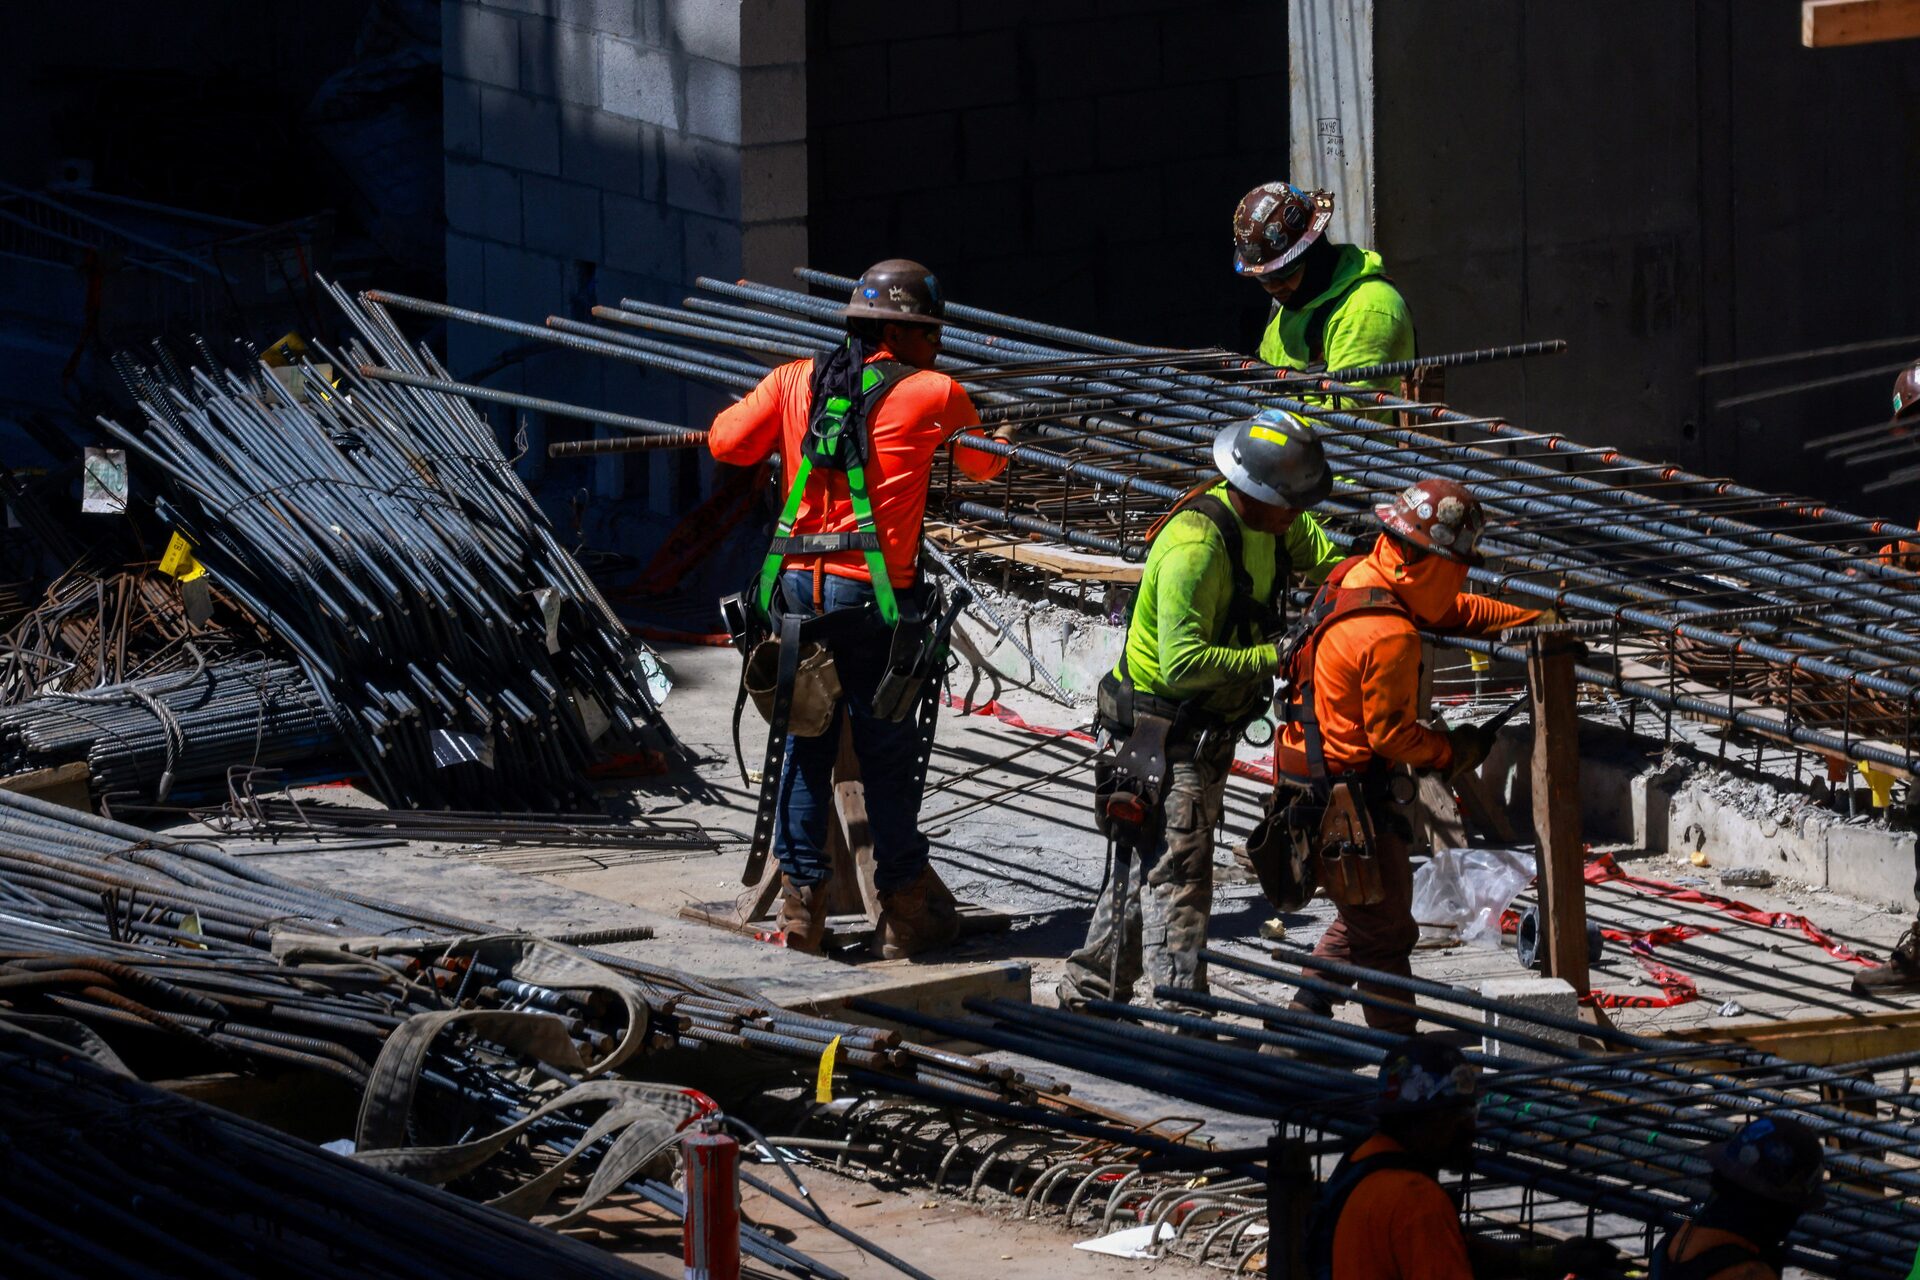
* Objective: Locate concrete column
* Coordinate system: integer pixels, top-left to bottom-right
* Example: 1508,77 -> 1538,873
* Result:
1287,0 -> 1373,245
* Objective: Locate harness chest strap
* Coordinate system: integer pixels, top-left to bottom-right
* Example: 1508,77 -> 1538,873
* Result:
1277,555 -> 1410,787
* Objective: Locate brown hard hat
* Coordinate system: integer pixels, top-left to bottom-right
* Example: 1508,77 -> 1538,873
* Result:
1232,181 -> 1334,277
1894,361 -> 1920,420
841,259 -> 947,327
1376,478 -> 1487,565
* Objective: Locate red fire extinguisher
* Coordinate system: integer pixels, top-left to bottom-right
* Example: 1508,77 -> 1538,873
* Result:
682,1124 -> 741,1280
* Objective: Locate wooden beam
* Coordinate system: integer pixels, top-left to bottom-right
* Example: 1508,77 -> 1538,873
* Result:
1803,0 -> 1920,47
1529,636 -> 1590,994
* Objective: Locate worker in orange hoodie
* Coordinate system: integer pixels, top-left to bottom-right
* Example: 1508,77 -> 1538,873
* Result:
1274,479 -> 1538,1031
708,259 -> 1012,959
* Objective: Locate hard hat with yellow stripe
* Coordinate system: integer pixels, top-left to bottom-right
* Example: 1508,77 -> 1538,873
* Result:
1212,410 -> 1333,508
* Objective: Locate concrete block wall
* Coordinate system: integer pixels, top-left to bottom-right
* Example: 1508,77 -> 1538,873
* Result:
806,0 -> 1290,351
443,0 -> 806,522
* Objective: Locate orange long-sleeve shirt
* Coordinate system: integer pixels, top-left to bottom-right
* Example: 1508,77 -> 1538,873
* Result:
1279,536 -> 1538,777
707,350 -> 1004,587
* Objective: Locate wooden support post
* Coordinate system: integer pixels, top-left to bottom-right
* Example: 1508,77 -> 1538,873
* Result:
1528,635 -> 1590,994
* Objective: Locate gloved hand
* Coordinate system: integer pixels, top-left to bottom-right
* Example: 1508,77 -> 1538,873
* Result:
1443,722 -> 1495,780
1540,1237 -> 1623,1278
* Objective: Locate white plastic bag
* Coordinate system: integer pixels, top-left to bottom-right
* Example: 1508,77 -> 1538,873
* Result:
1412,847 -> 1537,947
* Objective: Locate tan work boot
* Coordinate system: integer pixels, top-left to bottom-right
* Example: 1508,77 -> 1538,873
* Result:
873,866 -> 960,960
1854,925 -> 1920,996
776,877 -> 829,954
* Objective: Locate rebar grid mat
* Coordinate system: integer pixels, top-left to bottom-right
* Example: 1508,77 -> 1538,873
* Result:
356,270 -> 1920,780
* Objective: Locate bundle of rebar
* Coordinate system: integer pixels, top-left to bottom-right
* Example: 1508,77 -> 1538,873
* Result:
0,656 -> 339,803
96,282 -> 672,808
0,1020 -> 669,1280
358,270 -> 1920,777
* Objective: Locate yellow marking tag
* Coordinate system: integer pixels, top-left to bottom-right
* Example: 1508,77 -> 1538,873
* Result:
1860,761 -> 1896,809
815,1035 -> 841,1103
1468,651 -> 1491,673
1248,424 -> 1291,446
158,532 -> 206,582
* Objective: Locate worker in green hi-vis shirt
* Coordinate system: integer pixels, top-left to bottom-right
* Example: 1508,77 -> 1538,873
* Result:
1057,411 -> 1345,1024
1231,180 -> 1415,414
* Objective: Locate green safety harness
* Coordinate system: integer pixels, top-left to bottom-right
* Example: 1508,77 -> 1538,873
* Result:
751,359 -> 906,629
733,351 -> 941,886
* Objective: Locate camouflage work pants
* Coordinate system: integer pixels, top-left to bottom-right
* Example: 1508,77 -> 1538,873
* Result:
1060,734 -> 1235,1012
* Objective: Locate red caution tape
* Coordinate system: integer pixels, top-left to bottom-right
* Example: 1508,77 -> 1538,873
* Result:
1584,852 -> 1875,967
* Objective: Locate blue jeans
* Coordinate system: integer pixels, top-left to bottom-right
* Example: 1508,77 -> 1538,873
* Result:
772,570 -> 931,895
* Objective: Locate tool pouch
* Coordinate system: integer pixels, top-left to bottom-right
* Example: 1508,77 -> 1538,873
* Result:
744,637 -> 841,738
1314,780 -> 1386,907
1095,711 -> 1173,847
871,591 -> 940,723
1243,798 -> 1318,913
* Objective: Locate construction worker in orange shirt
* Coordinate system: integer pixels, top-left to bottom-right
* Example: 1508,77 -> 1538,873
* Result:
1874,362 -> 1920,575
708,259 -> 1015,960
1272,479 -> 1539,1031
1650,1115 -> 1826,1280
1306,1035 -> 1620,1279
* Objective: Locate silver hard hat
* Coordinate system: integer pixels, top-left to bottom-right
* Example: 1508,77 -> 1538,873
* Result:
1213,411 -> 1334,509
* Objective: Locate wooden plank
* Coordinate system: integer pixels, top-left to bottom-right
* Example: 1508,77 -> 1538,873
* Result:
1803,0 -> 1920,46
1667,1008 -> 1920,1066
0,762 -> 91,812
927,526 -> 1143,583
1529,636 -> 1590,994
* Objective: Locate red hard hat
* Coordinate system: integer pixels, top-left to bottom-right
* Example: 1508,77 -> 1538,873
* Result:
1376,479 -> 1486,565
1232,182 -> 1334,277
1894,361 -> 1920,421
841,259 -> 946,327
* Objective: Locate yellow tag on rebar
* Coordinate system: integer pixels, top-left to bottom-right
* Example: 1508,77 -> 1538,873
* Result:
815,1035 -> 841,1104
1468,651 -> 1491,673
1860,762 -> 1896,809
158,532 -> 205,582
1248,424 -> 1291,446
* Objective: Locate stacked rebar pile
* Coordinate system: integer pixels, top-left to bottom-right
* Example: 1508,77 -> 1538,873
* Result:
96,281 -> 670,808
367,269 -> 1920,777
0,656 -> 339,802
0,783 -> 1065,1122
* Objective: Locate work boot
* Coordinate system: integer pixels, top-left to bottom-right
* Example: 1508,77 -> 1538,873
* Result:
776,876 -> 829,954
872,866 -> 960,960
1854,925 -> 1920,996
